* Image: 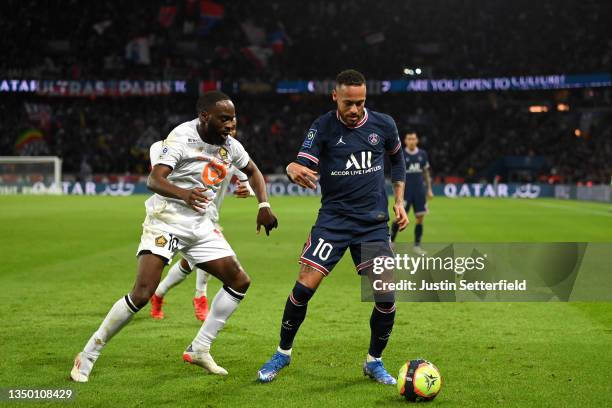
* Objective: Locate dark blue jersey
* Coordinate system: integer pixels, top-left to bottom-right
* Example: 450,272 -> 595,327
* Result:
296,108 -> 402,230
403,148 -> 429,194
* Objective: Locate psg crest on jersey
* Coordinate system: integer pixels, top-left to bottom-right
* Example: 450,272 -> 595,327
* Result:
368,133 -> 380,145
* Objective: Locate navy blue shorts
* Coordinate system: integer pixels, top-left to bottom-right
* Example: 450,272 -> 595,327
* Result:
405,189 -> 428,216
299,224 -> 393,276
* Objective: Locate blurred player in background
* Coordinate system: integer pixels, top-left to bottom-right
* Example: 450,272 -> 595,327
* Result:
257,70 -> 408,385
71,91 -> 277,382
148,128 -> 255,322
390,131 -> 433,254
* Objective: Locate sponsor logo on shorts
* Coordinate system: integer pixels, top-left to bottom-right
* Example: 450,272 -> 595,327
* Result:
155,235 -> 168,247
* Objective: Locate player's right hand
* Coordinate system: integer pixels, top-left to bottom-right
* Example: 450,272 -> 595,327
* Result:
182,187 -> 211,213
286,162 -> 318,189
256,208 -> 278,236
394,202 -> 409,231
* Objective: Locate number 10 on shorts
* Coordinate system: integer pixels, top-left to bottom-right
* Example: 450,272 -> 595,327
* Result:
313,238 -> 333,261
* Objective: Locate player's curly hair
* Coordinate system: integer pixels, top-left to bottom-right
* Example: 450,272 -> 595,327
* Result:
196,91 -> 231,114
336,69 -> 366,87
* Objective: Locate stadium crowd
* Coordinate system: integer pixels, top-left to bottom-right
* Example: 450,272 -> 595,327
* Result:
2,88 -> 610,184
2,0 -> 611,79
1,0 -> 611,184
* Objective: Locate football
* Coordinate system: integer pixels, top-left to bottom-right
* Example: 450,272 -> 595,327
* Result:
397,359 -> 442,402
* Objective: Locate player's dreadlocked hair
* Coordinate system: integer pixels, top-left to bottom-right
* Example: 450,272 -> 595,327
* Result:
336,69 -> 366,87
196,91 -> 231,114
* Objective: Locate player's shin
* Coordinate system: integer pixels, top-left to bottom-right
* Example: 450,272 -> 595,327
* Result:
83,295 -> 140,360
278,282 -> 315,353
195,269 -> 208,297
368,302 -> 396,359
193,269 -> 210,321
414,224 -> 423,245
390,221 -> 400,242
155,262 -> 191,297
191,285 -> 245,352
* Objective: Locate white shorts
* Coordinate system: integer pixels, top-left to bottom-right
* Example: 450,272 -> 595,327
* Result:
136,210 -> 235,266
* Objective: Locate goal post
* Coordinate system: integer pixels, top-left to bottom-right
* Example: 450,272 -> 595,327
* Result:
0,156 -> 63,195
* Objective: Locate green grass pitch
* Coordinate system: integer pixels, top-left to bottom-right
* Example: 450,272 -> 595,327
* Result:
1,195 -> 611,407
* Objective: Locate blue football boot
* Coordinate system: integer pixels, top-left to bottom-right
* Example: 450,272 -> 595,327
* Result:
257,351 -> 291,383
363,358 -> 397,385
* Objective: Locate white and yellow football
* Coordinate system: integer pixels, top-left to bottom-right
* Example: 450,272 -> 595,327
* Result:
397,359 -> 442,402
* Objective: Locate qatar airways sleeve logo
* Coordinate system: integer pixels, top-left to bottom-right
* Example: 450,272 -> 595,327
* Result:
331,151 -> 382,176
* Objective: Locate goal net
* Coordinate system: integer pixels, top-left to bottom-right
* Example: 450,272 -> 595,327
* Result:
0,156 -> 63,195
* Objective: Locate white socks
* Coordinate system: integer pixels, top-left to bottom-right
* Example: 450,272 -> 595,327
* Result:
367,354 -> 381,362
191,286 -> 244,352
155,262 -> 191,297
195,269 -> 209,298
83,295 -> 139,361
277,347 -> 292,356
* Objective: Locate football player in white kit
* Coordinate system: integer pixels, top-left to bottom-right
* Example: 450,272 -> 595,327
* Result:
71,91 -> 278,382
148,133 -> 255,322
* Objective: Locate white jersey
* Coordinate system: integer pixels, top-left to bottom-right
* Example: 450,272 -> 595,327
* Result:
147,119 -> 249,224
150,141 -> 252,224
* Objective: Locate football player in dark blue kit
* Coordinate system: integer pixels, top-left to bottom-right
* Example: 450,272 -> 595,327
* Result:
257,70 -> 409,385
390,131 -> 433,254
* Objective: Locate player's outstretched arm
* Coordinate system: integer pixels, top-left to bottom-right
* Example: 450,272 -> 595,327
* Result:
147,164 -> 210,212
286,162 -> 318,189
241,159 -> 278,236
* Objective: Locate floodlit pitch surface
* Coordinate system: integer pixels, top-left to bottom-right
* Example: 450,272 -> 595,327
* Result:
1,196 -> 611,407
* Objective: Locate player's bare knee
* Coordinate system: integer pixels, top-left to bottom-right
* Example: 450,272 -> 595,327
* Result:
130,281 -> 157,307
224,261 -> 249,293
232,269 -> 250,293
179,258 -> 191,271
297,265 -> 324,290
129,291 -> 151,308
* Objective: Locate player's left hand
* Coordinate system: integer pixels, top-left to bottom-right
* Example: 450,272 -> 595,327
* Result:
393,202 -> 409,231
234,185 -> 251,198
256,208 -> 278,236
427,189 -> 434,200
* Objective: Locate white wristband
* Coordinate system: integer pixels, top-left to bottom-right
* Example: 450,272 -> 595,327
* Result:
258,202 -> 271,209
